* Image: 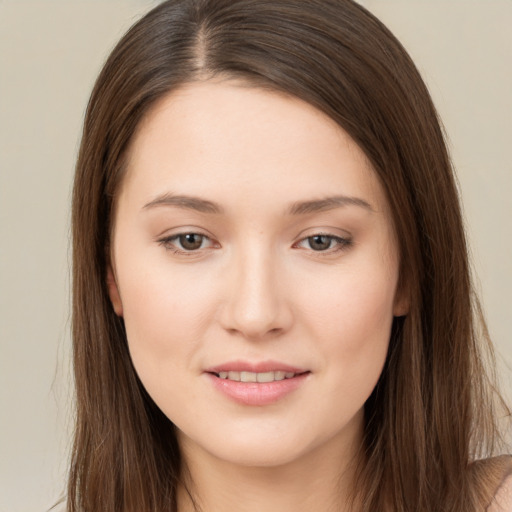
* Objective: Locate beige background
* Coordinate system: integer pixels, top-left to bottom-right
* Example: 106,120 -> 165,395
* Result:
0,1 -> 510,510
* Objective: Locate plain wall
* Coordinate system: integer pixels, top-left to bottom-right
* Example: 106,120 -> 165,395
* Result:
0,1 -> 510,510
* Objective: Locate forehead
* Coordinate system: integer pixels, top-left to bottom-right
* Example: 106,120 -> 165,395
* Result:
121,80 -> 387,215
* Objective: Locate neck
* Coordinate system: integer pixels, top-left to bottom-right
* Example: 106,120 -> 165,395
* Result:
176,419 -> 363,512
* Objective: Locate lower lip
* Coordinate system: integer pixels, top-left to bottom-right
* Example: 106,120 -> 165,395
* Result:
206,372 -> 309,406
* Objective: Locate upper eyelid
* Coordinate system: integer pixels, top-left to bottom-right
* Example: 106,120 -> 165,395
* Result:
296,234 -> 348,243
158,231 -> 348,241
294,225 -> 351,239
293,228 -> 350,242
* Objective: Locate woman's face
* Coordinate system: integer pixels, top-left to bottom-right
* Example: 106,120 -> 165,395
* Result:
108,81 -> 406,468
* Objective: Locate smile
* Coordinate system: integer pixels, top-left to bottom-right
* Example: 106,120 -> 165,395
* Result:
215,370 -> 298,382
205,362 -> 310,406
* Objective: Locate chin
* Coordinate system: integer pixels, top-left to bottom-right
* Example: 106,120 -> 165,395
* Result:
177,415 -> 358,470
210,439 -> 312,468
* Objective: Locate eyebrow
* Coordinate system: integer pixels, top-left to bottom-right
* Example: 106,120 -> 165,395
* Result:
142,193 -> 374,215
287,196 -> 374,215
143,193 -> 224,214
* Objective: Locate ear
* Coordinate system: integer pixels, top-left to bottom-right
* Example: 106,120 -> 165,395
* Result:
392,278 -> 409,317
106,264 -> 123,317
393,295 -> 409,317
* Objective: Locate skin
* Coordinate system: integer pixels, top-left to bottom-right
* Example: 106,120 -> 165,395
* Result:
107,80 -> 407,512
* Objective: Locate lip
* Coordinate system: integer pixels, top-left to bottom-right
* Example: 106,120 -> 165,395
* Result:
204,360 -> 310,406
204,360 -> 308,374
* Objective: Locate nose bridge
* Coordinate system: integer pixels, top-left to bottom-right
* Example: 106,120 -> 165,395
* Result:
221,239 -> 291,338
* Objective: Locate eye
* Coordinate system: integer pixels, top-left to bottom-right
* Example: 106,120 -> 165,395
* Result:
295,234 -> 351,253
158,232 -> 215,254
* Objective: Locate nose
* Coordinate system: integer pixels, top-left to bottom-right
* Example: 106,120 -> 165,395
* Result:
218,246 -> 293,340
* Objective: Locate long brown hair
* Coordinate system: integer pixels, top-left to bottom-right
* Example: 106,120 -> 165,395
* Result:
69,1 -> 509,510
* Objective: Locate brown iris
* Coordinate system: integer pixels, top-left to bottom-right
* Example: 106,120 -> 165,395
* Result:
308,235 -> 333,251
179,233 -> 204,250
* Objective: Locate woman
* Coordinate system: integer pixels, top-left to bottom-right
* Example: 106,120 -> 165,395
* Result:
68,0 -> 511,510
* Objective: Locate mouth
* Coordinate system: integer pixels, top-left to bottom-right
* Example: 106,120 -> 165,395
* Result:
204,361 -> 310,405
212,370 -> 307,383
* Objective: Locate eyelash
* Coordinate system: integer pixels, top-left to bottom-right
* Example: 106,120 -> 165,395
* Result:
158,233 -> 217,255
158,232 -> 352,257
295,233 -> 352,253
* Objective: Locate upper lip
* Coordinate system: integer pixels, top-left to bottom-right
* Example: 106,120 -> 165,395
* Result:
205,360 -> 309,374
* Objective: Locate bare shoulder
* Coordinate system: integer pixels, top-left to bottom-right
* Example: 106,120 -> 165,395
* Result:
469,455 -> 512,511
488,472 -> 512,512
476,455 -> 512,512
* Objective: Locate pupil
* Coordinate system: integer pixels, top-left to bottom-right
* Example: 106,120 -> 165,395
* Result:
310,235 -> 331,251
180,234 -> 203,250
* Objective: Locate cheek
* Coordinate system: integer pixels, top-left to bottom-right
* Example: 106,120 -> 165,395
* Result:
300,264 -> 396,393
304,260 -> 396,335
117,259 -> 216,386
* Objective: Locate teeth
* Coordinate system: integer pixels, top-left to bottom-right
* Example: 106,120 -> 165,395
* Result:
240,371 -> 257,382
256,371 -> 274,383
216,371 -> 298,382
